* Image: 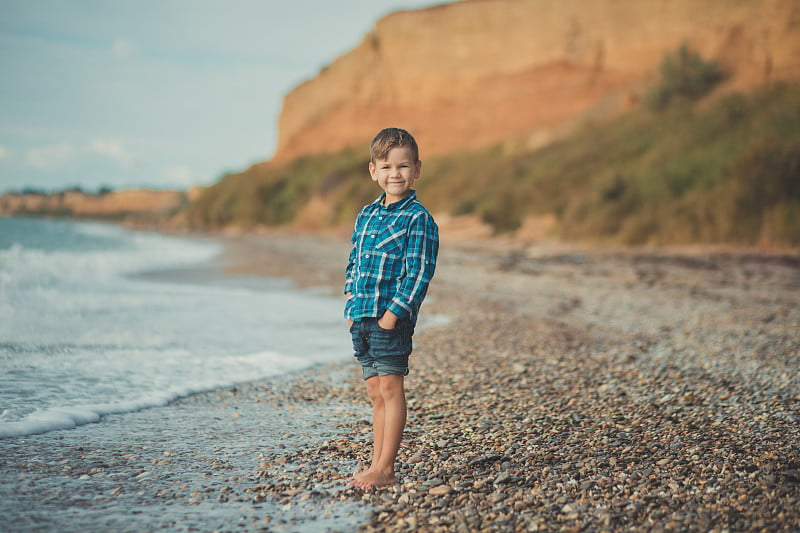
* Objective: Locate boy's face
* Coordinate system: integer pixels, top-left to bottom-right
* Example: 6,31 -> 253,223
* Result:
369,145 -> 421,205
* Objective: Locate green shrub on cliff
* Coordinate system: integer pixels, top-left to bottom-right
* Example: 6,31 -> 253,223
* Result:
646,44 -> 725,110
720,138 -> 800,244
185,82 -> 800,247
186,149 -> 371,229
551,83 -> 800,245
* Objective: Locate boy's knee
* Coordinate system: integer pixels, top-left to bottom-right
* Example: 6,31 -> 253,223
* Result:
365,378 -> 383,403
378,375 -> 404,399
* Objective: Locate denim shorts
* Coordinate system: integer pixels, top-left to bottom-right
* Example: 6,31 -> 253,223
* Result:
350,318 -> 414,380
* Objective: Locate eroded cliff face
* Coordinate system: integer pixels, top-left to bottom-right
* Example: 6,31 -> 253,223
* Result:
274,0 -> 800,162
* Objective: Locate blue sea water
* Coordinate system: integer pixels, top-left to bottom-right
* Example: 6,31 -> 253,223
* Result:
0,217 -> 351,438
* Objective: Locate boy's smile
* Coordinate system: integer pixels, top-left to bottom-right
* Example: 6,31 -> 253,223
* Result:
369,145 -> 421,205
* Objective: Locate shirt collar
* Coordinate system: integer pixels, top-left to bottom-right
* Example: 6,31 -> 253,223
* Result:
373,190 -> 417,211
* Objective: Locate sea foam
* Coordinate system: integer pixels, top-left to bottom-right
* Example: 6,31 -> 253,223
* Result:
1,218 -> 352,439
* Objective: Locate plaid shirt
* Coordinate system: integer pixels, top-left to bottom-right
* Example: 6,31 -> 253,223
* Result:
344,190 -> 438,325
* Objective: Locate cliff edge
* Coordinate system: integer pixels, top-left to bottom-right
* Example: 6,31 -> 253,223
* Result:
274,0 -> 800,162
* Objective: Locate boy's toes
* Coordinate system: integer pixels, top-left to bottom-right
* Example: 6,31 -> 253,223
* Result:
350,469 -> 368,484
350,478 -> 372,489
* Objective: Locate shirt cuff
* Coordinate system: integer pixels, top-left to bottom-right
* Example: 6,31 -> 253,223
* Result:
387,300 -> 410,319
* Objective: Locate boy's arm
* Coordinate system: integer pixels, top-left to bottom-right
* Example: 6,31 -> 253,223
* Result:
343,212 -> 362,295
344,242 -> 356,328
385,212 -> 439,320
344,243 -> 357,295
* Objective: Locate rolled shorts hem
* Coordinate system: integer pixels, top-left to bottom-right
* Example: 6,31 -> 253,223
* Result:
359,360 -> 410,380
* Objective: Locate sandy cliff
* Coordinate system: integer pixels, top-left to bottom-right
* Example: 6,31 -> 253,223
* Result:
275,0 -> 800,162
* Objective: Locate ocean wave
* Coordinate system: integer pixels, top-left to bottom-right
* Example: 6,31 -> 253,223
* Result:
0,349 -> 334,439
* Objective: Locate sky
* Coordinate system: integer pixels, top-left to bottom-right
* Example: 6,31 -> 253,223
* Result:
0,0 -> 452,193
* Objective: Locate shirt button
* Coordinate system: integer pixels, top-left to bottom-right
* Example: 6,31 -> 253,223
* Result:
365,254 -> 370,258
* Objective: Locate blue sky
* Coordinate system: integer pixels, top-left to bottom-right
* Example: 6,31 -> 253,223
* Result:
0,0 -> 450,193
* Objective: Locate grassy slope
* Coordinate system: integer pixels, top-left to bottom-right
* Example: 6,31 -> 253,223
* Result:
185,82 -> 800,247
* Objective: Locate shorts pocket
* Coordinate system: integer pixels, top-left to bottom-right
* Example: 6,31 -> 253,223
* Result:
370,319 -> 412,357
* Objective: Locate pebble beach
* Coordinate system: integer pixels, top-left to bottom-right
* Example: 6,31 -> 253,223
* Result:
3,231 -> 799,532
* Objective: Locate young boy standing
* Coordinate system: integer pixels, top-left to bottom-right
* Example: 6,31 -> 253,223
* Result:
344,127 -> 439,488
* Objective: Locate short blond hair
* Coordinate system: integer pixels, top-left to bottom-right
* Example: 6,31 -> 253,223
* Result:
369,128 -> 419,163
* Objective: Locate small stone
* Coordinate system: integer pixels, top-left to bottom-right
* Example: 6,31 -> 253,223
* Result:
429,484 -> 452,496
494,472 -> 511,485
489,492 -> 506,503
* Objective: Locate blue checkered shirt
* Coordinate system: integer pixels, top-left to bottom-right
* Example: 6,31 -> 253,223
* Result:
344,190 -> 438,325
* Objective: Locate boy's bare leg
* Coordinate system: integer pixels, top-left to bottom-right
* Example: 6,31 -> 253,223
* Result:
352,377 -> 385,483
352,374 -> 406,488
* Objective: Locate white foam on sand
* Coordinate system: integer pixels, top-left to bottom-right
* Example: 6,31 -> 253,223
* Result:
0,375 -> 372,532
0,348 -> 333,438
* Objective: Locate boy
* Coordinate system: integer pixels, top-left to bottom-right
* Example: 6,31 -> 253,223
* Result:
344,127 -> 439,488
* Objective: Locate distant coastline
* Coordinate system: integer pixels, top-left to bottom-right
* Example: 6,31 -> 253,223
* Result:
0,187 -> 205,228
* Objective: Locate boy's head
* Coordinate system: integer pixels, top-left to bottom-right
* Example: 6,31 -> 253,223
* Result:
370,128 -> 419,164
368,128 -> 422,204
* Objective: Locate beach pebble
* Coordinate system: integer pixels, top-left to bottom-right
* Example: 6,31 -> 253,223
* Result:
407,453 -> 423,464
493,472 -> 511,485
428,484 -> 452,496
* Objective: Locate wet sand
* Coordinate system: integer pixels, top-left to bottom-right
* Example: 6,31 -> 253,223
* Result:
2,231 -> 799,532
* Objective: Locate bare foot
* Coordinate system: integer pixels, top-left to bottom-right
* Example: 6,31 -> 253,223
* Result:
348,472 -> 364,485
348,465 -> 371,485
350,469 -> 397,488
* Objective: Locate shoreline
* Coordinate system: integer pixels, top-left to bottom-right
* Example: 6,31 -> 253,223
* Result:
0,225 -> 373,532
0,367 -> 374,532
2,226 -> 799,531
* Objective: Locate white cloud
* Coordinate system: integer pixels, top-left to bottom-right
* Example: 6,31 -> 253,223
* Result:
89,138 -> 136,166
25,143 -> 78,169
90,138 -> 124,157
163,166 -> 193,186
112,38 -> 137,59
21,139 -> 136,172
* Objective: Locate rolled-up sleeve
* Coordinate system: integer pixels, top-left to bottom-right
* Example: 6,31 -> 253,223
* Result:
344,229 -> 358,295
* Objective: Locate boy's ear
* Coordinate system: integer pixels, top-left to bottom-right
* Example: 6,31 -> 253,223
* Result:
369,161 -> 378,182
415,160 -> 422,179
